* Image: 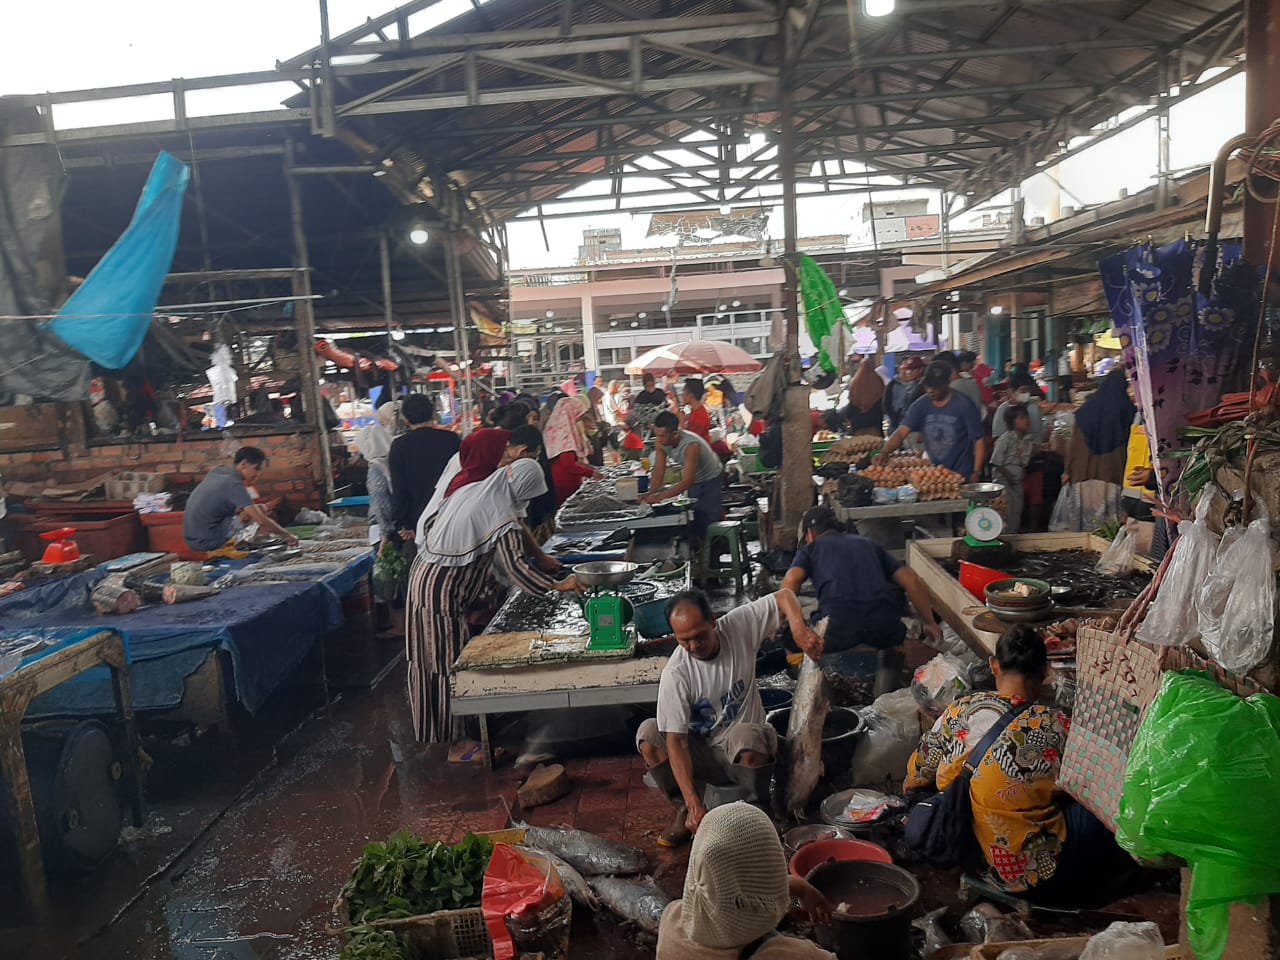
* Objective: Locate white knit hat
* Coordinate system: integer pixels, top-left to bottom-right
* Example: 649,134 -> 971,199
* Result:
681,803 -> 789,949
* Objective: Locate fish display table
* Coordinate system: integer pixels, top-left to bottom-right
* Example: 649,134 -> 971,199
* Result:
0,629 -> 144,919
452,579 -> 681,765
907,533 -> 1152,656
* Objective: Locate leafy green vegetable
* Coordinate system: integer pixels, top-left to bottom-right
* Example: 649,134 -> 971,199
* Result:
341,830 -> 495,924
341,927 -> 407,960
373,542 -> 411,601
1093,519 -> 1124,542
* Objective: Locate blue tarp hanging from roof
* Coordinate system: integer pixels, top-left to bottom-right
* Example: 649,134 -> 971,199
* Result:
48,151 -> 189,370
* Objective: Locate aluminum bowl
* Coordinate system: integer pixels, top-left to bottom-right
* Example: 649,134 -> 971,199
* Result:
572,560 -> 640,587
958,482 -> 1005,502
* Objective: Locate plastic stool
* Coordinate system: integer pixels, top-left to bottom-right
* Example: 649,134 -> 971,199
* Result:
701,520 -> 749,592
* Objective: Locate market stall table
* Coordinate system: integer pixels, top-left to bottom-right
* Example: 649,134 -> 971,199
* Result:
907,533 -> 1152,656
0,544 -> 375,725
451,577 -> 682,765
0,629 -> 144,919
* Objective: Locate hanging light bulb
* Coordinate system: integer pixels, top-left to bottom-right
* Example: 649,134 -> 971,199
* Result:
408,227 -> 429,245
864,0 -> 895,15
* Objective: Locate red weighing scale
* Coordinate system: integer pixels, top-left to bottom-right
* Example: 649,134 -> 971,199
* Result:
39,527 -> 82,564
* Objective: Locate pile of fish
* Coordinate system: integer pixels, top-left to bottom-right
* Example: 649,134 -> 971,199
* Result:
941,549 -> 1152,608
518,821 -> 671,935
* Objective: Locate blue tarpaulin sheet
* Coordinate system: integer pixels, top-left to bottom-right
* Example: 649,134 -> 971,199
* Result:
48,152 -> 189,369
0,550 -> 373,718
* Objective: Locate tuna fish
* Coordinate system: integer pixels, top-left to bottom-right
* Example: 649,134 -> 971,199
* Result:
525,847 -> 600,909
587,876 -> 671,934
517,823 -> 649,877
781,620 -> 831,815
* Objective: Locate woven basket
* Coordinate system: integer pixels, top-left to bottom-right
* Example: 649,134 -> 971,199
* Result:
329,896 -> 490,960
1057,625 -> 1166,831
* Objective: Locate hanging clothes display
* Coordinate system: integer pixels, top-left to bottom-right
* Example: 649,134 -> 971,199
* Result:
1099,239 -> 1254,489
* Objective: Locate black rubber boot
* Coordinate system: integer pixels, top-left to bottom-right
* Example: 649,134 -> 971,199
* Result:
648,761 -> 692,847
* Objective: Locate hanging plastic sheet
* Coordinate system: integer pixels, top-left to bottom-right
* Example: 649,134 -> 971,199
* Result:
798,255 -> 846,374
1116,671 -> 1280,960
48,151 -> 189,370
0,113 -> 90,400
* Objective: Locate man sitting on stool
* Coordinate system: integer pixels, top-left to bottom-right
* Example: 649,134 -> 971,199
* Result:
637,587 -> 824,847
782,506 -> 942,696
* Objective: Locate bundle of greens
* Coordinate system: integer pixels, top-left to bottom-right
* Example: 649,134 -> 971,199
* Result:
340,927 -> 407,960
372,542 -> 411,602
341,831 -> 495,923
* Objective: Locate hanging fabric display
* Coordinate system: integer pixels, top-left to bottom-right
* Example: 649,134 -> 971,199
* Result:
1099,239 -> 1254,488
797,255 -> 847,374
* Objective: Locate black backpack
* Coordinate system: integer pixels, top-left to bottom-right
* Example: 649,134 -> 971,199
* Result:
903,701 -> 1032,867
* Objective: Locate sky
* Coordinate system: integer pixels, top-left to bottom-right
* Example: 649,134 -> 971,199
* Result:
0,4 -> 1246,269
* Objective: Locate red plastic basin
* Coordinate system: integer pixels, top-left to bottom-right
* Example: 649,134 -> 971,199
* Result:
789,838 -> 893,879
959,560 -> 1010,600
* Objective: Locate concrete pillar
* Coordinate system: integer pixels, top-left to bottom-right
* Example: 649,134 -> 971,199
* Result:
776,384 -> 814,551
580,293 -> 597,373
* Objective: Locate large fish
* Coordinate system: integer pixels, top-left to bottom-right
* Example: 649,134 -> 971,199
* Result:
587,876 -> 671,934
525,847 -> 600,909
782,621 -> 831,815
517,823 -> 648,877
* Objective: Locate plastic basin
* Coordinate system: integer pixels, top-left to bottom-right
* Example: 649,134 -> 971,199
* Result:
632,598 -> 671,639
958,560 -> 1010,600
789,838 -> 893,879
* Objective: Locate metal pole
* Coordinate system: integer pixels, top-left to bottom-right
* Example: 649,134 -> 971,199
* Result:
445,225 -> 475,435
1244,0 -> 1280,267
1155,56 -> 1172,211
316,0 -> 337,137
379,232 -> 394,336
284,139 -> 336,503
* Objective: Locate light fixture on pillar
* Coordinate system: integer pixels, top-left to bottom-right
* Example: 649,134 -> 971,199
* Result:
989,305 -> 1005,315
864,0 -> 895,15
408,226 -> 429,245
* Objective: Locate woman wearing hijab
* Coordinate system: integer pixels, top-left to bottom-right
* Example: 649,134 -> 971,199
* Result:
406,458 -> 583,743
657,802 -> 833,960
355,401 -> 400,541
1053,369 -> 1135,531
544,397 -> 602,504
841,358 -> 886,437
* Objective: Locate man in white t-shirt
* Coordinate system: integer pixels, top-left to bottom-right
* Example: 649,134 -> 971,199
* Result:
636,587 -> 824,847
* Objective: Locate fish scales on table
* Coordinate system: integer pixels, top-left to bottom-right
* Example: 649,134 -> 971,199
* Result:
587,876 -> 671,934
517,823 -> 649,877
781,619 -> 831,816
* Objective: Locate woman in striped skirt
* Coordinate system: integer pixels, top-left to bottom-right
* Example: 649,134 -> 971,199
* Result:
407,457 -> 582,742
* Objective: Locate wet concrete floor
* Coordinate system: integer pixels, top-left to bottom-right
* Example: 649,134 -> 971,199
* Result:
1,623 -> 1182,959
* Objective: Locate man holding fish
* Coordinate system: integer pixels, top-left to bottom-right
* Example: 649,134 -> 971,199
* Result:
636,587 -> 825,846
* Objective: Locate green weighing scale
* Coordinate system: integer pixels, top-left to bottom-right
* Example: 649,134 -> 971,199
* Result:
572,561 -> 642,650
957,482 -> 1007,549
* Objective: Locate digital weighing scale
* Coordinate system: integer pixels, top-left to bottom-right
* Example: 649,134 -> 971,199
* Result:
958,482 -> 1007,549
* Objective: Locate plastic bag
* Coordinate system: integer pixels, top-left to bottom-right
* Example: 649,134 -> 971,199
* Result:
1047,485 -> 1076,532
911,653 -> 973,715
482,844 -> 568,960
851,688 -> 921,789
1078,921 -> 1163,960
1213,514 -> 1276,674
1137,493 -> 1219,646
1095,527 -> 1136,576
1196,522 -> 1246,651
1116,671 -> 1280,960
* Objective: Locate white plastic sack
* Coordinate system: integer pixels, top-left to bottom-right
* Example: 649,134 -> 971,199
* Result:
1095,527 -> 1136,576
851,688 -> 921,789
1211,514 -> 1276,674
1137,494 -> 1218,647
1078,921 -> 1164,960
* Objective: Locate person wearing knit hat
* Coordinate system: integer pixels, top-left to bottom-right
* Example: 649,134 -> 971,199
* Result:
656,802 -> 833,960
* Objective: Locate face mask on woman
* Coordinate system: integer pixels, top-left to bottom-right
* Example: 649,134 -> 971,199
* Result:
1015,390 -> 1031,403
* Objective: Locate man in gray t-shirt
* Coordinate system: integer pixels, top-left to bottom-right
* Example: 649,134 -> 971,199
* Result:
184,446 -> 299,552
642,410 -> 724,539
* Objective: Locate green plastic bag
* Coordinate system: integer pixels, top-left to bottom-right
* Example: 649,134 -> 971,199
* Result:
797,255 -> 846,374
1116,670 -> 1280,960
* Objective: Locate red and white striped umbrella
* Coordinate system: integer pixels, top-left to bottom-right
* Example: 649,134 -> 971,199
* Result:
624,339 -> 763,376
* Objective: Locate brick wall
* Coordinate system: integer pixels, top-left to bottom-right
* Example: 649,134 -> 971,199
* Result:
0,428 -> 327,509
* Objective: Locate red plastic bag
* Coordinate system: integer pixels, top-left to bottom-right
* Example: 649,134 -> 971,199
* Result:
482,844 -> 566,960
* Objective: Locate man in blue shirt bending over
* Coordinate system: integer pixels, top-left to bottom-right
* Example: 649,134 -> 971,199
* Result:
875,361 -> 985,482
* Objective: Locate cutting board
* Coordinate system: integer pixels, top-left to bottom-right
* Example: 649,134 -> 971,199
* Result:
455,630 -> 637,669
